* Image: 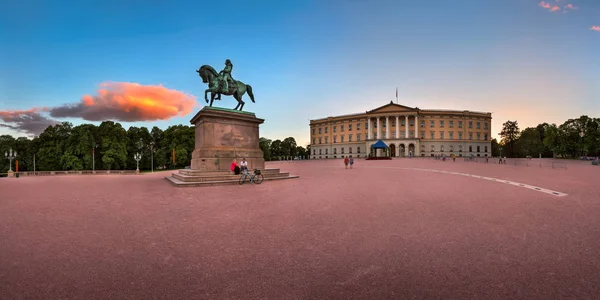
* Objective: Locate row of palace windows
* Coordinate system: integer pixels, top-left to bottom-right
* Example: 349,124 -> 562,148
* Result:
312,132 -> 488,144
313,120 -> 489,134
313,147 -> 362,155
418,145 -> 489,153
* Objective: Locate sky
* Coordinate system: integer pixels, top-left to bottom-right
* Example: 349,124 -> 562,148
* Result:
1,0 -> 599,147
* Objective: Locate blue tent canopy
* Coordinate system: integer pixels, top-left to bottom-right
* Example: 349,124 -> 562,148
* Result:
370,140 -> 389,149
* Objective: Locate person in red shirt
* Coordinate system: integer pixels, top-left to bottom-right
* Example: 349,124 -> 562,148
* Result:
230,159 -> 240,174
344,156 -> 349,169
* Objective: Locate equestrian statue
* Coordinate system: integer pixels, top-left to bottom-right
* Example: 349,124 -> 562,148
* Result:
195,59 -> 255,111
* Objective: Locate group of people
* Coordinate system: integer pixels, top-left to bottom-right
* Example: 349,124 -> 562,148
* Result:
230,158 -> 248,175
343,156 -> 354,169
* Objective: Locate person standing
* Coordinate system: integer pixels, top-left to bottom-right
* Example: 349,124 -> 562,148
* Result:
349,156 -> 354,169
344,156 -> 349,169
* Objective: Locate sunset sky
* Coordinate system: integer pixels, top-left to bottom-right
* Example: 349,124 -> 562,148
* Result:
1,0 -> 599,146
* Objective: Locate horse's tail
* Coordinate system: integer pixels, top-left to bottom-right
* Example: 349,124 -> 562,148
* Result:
246,84 -> 255,102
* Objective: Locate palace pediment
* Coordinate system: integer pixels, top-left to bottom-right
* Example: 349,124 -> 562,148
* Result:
367,101 -> 418,114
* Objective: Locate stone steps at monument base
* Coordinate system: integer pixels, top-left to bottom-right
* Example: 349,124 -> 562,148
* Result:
178,168 -> 282,176
171,171 -> 291,182
164,173 -> 299,187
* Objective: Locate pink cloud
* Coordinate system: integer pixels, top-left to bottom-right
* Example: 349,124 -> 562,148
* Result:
539,1 -> 562,12
539,1 -> 551,9
564,4 -> 577,10
590,26 -> 600,32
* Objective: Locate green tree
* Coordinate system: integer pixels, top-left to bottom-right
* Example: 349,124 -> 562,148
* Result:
281,137 -> 298,158
259,137 -> 272,161
516,127 -> 545,157
499,120 -> 520,157
270,139 -> 282,160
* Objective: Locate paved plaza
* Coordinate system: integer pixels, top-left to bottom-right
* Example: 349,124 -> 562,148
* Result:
1,158 -> 599,299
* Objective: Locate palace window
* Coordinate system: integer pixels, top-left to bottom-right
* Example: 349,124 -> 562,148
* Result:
325,127 -> 328,133
458,121 -> 463,128
312,138 -> 316,144
325,149 -> 328,154
349,147 -> 353,154
340,135 -> 344,142
357,123 -> 361,130
420,132 -> 425,139
348,134 -> 353,142
325,136 -> 328,143
392,120 -> 396,126
312,128 -> 315,135
410,132 -> 414,138
469,146 -> 472,152
410,120 -> 414,126
440,131 -> 445,140
459,145 -> 463,152
357,134 -> 361,141
485,146 -> 488,152
484,123 -> 488,130
477,146 -> 480,152
333,126 -> 337,133
468,132 -> 473,140
319,137 -> 322,144
319,149 -> 322,155
477,132 -> 481,140
313,149 -> 315,155
357,147 -> 361,153
392,132 -> 396,138
468,121 -> 473,129
440,120 -> 445,128
449,120 -> 454,128
348,124 -> 352,131
340,125 -> 344,132
449,132 -> 454,139
458,132 -> 463,140
476,122 -> 480,129
319,128 -> 322,134
430,120 -> 434,127
401,120 -> 406,126
441,145 -> 445,152
420,120 -> 425,128
484,134 -> 488,140
450,145 -> 454,152
334,148 -> 337,154
430,131 -> 435,139
341,148 -> 345,154
333,136 -> 337,143
431,145 -> 435,152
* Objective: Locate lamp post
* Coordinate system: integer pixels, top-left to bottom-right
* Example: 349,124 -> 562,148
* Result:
579,131 -> 585,157
149,141 -> 155,173
134,152 -> 142,173
92,144 -> 98,172
5,148 -> 17,176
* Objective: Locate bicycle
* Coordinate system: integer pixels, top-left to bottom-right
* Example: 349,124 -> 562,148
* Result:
239,169 -> 264,185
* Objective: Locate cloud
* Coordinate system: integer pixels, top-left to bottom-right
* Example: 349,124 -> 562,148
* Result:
48,82 -> 197,122
0,82 -> 198,136
538,1 -> 561,12
591,26 -> 600,31
564,4 -> 577,10
0,108 -> 60,136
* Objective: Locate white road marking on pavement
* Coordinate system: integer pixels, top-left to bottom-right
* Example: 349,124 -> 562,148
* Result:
321,166 -> 568,197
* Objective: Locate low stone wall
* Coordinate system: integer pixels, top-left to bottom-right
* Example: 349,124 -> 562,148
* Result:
0,170 -> 140,177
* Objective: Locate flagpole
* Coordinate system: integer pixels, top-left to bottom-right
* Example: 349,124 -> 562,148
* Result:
396,87 -> 398,104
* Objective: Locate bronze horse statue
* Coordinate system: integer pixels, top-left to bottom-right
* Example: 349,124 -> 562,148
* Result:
196,65 -> 255,111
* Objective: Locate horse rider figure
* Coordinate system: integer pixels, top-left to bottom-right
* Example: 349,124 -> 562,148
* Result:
219,59 -> 233,93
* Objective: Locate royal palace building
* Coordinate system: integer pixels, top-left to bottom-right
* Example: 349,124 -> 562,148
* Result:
309,101 -> 492,159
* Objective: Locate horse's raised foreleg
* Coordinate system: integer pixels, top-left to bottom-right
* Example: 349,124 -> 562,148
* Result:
204,89 -> 210,103
210,92 -> 217,107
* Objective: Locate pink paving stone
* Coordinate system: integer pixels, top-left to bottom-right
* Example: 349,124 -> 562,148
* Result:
1,158 -> 599,299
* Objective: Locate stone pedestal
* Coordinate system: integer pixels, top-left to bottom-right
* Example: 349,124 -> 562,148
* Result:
189,106 -> 265,172
7,171 -> 14,178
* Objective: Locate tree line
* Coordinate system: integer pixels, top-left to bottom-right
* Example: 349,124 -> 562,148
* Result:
493,115 -> 600,158
0,121 -> 308,172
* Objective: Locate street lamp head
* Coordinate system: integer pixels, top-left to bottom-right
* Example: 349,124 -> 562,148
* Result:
580,131 -> 585,138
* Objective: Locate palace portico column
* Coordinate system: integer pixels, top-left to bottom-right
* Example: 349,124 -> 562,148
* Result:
376,117 -> 381,139
395,116 -> 399,139
415,115 -> 419,138
405,115 -> 409,138
385,116 -> 389,139
368,118 -> 372,140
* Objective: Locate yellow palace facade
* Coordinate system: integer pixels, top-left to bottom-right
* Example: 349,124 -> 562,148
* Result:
309,101 -> 492,159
